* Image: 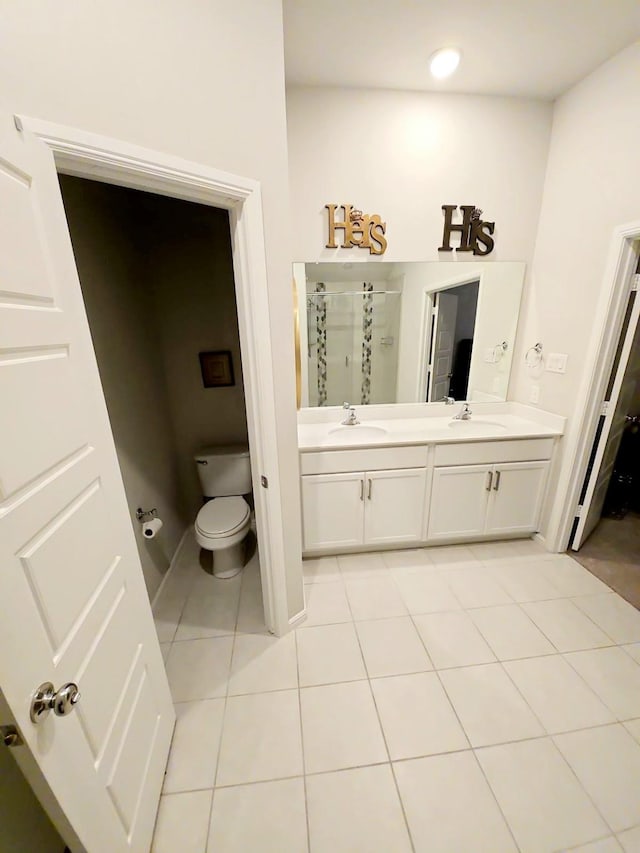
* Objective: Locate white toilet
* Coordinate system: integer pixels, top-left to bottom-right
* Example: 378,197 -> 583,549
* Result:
194,444 -> 252,579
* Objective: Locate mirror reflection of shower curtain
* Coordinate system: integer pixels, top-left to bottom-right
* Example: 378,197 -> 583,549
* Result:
315,283 -> 327,405
361,282 -> 373,404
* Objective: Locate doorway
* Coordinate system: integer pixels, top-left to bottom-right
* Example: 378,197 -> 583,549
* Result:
426,280 -> 479,402
569,254 -> 640,607
58,176 -> 257,615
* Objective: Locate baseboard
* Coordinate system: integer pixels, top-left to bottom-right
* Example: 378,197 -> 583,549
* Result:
151,525 -> 192,609
533,531 -> 553,552
288,607 -> 307,631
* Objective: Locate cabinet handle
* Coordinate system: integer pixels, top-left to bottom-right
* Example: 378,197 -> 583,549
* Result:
486,471 -> 493,491
494,471 -> 501,491
367,478 -> 372,500
360,479 -> 364,501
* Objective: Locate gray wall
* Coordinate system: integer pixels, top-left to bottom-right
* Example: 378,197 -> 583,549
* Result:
60,177 -> 187,601
0,748 -> 65,853
60,178 -> 249,599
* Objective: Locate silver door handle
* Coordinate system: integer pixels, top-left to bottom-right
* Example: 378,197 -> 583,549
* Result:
494,471 -> 501,491
30,682 -> 81,724
360,479 -> 364,501
486,471 -> 493,491
367,478 -> 372,500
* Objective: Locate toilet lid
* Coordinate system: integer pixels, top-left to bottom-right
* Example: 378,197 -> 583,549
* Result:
195,497 -> 250,538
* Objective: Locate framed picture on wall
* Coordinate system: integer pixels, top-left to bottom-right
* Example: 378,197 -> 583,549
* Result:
199,350 -> 235,388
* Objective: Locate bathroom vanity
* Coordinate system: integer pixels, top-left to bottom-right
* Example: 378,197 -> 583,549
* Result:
298,405 -> 564,555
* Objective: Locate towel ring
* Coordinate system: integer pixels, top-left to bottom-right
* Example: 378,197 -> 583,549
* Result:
525,342 -> 543,367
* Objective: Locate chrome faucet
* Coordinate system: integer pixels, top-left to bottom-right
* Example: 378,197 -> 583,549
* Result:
441,396 -> 456,405
453,402 -> 473,420
342,402 -> 360,425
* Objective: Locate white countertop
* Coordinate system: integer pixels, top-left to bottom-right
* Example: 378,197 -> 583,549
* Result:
298,407 -> 565,452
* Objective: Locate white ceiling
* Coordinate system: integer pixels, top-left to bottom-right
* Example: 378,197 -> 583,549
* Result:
283,1 -> 640,100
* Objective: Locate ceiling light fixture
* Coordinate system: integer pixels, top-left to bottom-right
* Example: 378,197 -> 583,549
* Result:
429,48 -> 461,80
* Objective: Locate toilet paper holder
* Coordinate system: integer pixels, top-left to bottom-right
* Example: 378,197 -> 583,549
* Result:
136,507 -> 158,522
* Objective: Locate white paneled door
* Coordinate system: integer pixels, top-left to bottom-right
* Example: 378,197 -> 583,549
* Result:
0,115 -> 174,850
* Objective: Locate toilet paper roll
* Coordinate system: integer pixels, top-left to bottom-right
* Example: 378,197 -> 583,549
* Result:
142,518 -> 163,539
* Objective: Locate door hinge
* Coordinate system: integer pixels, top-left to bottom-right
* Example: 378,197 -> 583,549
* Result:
260,475 -> 268,489
632,274 -> 639,292
575,504 -> 583,518
601,401 -> 610,416
1,725 -> 23,748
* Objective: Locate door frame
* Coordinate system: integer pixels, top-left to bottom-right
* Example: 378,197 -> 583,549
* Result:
548,219 -> 640,552
17,114 -> 293,636
417,271 -> 482,401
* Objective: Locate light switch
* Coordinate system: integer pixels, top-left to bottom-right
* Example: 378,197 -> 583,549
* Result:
546,353 -> 568,374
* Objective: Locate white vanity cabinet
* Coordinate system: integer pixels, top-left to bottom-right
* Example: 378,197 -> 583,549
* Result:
300,446 -> 429,552
428,439 -> 553,542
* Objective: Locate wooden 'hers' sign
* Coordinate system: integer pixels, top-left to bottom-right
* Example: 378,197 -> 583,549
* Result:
325,204 -> 387,256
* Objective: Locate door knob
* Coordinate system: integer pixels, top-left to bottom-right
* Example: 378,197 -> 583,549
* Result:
30,681 -> 81,724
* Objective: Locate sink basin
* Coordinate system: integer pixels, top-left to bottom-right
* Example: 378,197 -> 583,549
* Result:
326,424 -> 388,444
448,419 -> 508,435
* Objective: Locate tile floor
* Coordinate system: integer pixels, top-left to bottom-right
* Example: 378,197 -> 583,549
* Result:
152,533 -> 640,853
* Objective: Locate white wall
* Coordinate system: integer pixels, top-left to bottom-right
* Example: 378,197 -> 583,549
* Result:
1,0 -> 303,618
60,177 -> 187,601
287,87 -> 552,264
511,43 -> 640,540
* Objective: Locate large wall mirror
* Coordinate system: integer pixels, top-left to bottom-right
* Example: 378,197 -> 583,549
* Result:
293,261 -> 525,408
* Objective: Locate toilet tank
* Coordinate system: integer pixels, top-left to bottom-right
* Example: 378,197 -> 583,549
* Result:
194,444 -> 252,497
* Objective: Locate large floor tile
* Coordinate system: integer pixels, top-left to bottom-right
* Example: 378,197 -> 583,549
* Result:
152,790 -> 213,853
163,699 -> 225,793
296,622 -> 366,686
174,574 -> 242,640
477,738 -> 609,853
489,560 -> 565,603
303,581 -> 352,627
356,616 -> 432,677
382,548 -> 431,570
554,724 -> 640,832
235,559 -> 266,634
154,590 -> 188,643
470,539 -> 543,561
371,672 -> 468,759
303,555 -> 342,583
624,643 -> 640,664
567,839 -> 624,853
424,544 -> 477,566
394,751 -> 517,852
572,593 -> 640,644
564,647 -> 640,720
228,631 -> 298,695
306,764 -> 412,853
413,610 -> 496,669
618,826 -> 640,852
624,718 -> 640,744
504,655 -> 615,734
338,551 -> 388,578
440,663 -> 544,747
216,690 -> 303,786
165,636 -> 233,701
207,778 -> 307,853
443,565 -> 513,608
521,598 -> 613,652
540,556 -> 612,597
301,681 -> 387,773
345,577 -> 408,620
394,573 -> 461,614
469,603 -> 556,660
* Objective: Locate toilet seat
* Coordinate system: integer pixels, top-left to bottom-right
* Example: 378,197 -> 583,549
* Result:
195,496 -> 250,539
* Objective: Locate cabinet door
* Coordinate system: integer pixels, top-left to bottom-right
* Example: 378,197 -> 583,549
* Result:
301,473 -> 365,551
428,465 -> 492,540
364,468 -> 427,546
486,461 -> 549,535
